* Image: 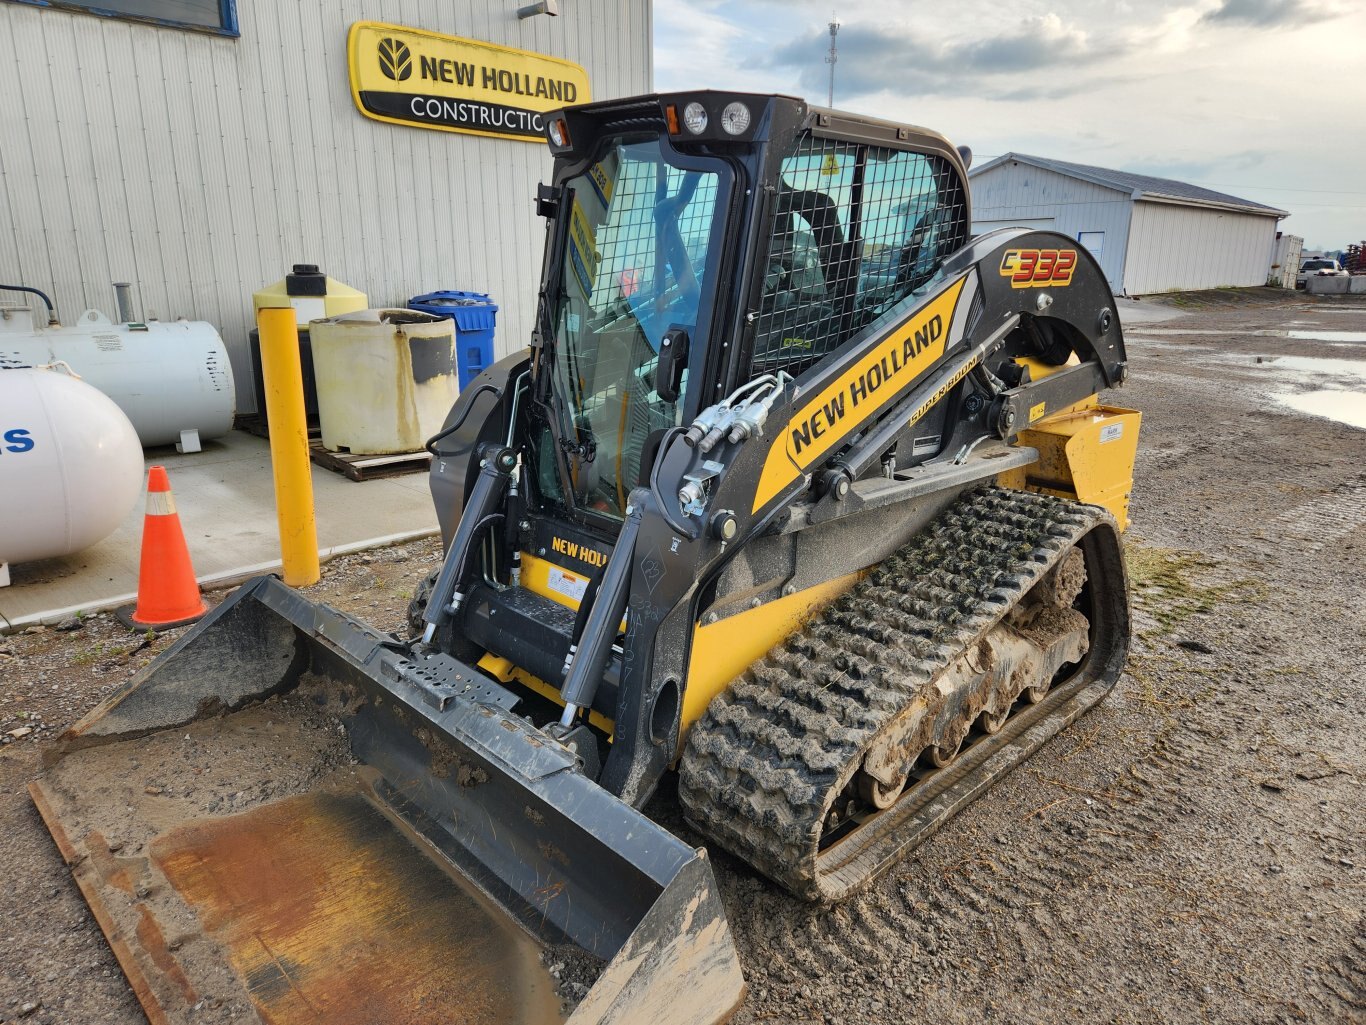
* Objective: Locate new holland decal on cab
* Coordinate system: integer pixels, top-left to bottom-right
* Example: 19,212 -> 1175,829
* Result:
752,277 -> 967,513
999,248 -> 1078,289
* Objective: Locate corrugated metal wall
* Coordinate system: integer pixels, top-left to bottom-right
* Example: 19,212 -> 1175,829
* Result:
969,162 -> 1133,293
1122,201 -> 1280,294
0,0 -> 652,413
1268,233 -> 1303,289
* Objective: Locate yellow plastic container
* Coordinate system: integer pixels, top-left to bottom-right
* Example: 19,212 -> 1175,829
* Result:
252,264 -> 367,326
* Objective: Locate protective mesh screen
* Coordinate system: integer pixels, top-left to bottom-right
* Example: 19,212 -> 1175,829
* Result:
546,138 -> 721,517
750,136 -> 968,379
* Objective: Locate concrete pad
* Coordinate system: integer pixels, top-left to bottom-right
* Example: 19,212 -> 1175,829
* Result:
1113,297 -> 1184,327
0,430 -> 438,630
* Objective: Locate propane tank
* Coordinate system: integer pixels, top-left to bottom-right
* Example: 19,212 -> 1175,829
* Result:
0,302 -> 235,449
0,366 -> 144,586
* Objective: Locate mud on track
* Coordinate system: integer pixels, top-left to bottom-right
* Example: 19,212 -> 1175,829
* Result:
2,289 -> 1364,1025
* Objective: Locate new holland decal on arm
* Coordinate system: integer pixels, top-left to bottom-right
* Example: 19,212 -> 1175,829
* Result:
752,277 -> 967,513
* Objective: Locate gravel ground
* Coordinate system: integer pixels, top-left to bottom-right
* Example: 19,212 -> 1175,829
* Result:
2,288 -> 1363,1025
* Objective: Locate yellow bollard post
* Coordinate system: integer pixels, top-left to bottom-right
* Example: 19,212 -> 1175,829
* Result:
257,306 -> 320,587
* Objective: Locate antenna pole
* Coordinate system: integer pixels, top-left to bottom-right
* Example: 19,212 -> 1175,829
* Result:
825,17 -> 839,108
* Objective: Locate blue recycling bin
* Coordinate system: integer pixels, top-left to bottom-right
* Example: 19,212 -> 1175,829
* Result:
409,290 -> 499,390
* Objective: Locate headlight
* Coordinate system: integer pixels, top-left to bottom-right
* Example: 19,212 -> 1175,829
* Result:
721,101 -> 751,135
683,102 -> 708,134
547,118 -> 568,147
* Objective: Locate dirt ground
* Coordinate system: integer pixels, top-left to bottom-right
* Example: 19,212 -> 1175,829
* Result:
2,288 -> 1363,1024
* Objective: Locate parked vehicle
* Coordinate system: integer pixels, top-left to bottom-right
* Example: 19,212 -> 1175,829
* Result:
1297,258 -> 1348,289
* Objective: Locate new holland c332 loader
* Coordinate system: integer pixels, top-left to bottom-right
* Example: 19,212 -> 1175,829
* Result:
33,90 -> 1140,1025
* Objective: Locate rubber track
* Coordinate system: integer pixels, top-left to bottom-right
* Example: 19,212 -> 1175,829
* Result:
679,485 -> 1107,900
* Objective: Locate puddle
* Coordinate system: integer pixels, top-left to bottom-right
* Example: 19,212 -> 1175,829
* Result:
1253,355 -> 1366,380
1287,330 -> 1366,342
1275,390 -> 1366,430
1125,328 -> 1254,336
1127,327 -> 1366,342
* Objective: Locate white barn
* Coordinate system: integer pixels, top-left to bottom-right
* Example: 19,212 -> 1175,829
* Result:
968,153 -> 1287,296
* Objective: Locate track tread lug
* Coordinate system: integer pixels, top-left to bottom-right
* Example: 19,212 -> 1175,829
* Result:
679,485 -> 1123,901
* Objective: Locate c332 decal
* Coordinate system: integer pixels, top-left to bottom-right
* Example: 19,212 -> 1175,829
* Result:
999,248 -> 1077,289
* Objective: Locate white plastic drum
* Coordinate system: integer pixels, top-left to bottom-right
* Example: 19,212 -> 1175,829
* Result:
310,309 -> 459,455
0,367 -> 144,575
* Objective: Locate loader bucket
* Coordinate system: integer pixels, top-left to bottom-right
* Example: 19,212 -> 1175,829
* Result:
31,576 -> 745,1025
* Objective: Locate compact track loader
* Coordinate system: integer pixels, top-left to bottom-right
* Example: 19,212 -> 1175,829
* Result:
34,92 -> 1139,1025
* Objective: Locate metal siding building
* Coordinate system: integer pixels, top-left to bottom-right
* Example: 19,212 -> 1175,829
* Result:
0,0 -> 653,413
969,162 -> 1133,293
968,153 -> 1286,296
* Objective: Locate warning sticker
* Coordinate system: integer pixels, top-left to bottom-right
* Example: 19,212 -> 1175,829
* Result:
547,565 -> 588,604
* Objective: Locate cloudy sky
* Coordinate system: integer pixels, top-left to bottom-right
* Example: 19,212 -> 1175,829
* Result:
653,0 -> 1366,250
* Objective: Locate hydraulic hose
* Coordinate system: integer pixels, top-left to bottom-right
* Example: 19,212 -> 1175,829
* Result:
649,426 -> 696,538
425,382 -> 503,456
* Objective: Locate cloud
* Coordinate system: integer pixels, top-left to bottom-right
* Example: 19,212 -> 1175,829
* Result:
653,1 -> 1366,246
1202,0 -> 1342,27
1119,150 -> 1268,185
765,14 -> 1124,100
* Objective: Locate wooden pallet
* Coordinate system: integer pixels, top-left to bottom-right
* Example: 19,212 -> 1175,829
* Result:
234,416 -> 430,481
307,442 -> 431,482
234,413 -> 317,442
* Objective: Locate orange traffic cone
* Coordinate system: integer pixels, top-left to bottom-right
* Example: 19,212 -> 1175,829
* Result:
116,466 -> 208,630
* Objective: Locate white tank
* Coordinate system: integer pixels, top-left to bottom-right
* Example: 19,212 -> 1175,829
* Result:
0,367 -> 144,581
0,304 -> 235,448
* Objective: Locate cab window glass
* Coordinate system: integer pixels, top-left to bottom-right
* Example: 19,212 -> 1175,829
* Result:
750,139 -> 967,379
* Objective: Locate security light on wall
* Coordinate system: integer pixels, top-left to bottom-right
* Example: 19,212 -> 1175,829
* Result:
518,0 -> 559,17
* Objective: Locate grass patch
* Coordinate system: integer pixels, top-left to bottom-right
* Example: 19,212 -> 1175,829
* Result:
70,640 -> 142,666
1125,543 -> 1264,634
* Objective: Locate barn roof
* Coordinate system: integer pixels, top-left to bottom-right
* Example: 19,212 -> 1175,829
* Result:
970,153 -> 1287,217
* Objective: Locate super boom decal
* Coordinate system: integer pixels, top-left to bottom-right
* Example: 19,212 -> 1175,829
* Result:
752,277 -> 967,512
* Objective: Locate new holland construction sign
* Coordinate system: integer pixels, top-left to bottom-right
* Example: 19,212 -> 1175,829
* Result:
347,21 -> 591,142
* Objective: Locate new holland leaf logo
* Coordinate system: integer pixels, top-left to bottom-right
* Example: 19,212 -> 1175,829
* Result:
377,37 -> 412,81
